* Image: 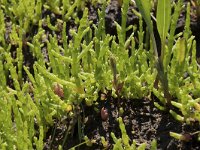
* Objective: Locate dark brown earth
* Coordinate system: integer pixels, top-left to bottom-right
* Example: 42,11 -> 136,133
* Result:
44,96 -> 200,150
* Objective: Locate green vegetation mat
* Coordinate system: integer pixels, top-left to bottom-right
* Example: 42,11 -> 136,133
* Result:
1,0 -> 200,149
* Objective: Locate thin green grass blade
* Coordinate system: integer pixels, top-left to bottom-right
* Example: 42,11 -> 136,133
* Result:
135,0 -> 158,58
135,0 -> 153,34
156,0 -> 171,43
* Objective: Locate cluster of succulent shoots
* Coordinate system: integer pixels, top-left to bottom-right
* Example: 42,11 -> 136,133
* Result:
1,0 -> 200,149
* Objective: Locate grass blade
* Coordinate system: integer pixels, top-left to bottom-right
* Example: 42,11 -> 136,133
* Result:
135,0 -> 153,33
156,0 -> 171,43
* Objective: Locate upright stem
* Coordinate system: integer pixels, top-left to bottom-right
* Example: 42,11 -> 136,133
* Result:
151,33 -> 171,106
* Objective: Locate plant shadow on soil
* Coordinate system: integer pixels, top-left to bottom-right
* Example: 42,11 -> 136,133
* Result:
37,0 -> 200,149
